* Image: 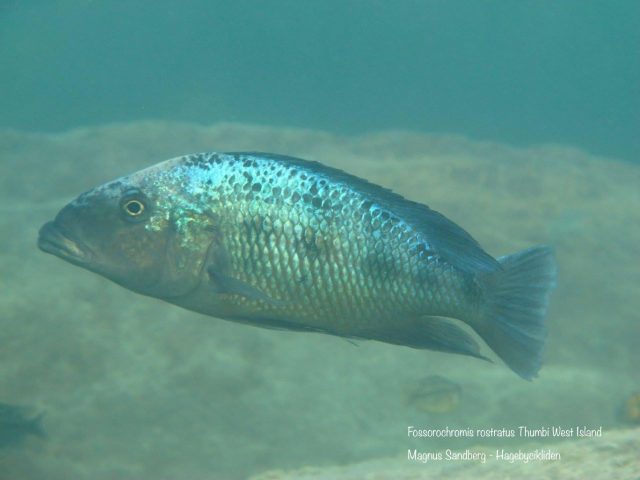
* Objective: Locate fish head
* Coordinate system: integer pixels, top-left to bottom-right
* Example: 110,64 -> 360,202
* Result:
38,162 -> 214,299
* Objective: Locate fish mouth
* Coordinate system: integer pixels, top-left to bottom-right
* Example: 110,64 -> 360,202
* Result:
38,221 -> 91,266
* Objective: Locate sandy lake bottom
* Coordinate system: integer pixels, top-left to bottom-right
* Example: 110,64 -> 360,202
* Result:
1,122 -> 638,479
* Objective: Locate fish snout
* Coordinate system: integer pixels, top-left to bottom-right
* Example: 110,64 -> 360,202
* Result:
38,220 -> 90,265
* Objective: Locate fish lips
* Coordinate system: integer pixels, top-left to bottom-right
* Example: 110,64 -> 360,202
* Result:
38,221 -> 92,267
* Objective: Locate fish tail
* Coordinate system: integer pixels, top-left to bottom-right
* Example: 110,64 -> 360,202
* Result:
474,246 -> 557,380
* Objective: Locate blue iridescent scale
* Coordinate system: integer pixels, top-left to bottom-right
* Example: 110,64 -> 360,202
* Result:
171,153 -> 475,334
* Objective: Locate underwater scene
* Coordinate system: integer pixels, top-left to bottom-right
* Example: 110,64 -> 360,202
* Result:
1,2 -> 638,480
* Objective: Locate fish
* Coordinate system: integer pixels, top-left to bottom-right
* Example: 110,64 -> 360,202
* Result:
405,375 -> 462,413
617,392 -> 640,424
38,152 -> 557,379
0,402 -> 45,448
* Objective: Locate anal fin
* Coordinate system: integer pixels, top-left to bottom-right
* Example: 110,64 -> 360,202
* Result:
375,316 -> 490,361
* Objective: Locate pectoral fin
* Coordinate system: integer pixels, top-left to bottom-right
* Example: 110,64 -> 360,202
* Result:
207,266 -> 286,306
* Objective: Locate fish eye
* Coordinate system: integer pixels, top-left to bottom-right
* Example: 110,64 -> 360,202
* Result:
119,189 -> 150,222
123,199 -> 145,216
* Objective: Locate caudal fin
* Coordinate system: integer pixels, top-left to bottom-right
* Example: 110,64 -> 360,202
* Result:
475,246 -> 557,380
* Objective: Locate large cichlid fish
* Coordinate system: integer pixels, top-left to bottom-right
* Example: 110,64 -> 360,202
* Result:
38,153 -> 557,379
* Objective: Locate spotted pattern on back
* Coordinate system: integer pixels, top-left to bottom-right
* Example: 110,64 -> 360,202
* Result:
140,152 -> 478,335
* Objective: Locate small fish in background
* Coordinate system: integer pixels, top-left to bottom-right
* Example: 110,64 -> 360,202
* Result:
0,402 -> 45,448
405,375 -> 462,413
38,152 -> 557,379
617,392 -> 640,425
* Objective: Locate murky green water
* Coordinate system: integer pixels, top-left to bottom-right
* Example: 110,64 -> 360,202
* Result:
1,2 -> 638,479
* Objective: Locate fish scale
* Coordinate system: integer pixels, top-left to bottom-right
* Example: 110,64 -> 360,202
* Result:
197,153 -> 464,334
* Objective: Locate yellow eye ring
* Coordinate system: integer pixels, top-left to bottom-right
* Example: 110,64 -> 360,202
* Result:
123,199 -> 145,216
